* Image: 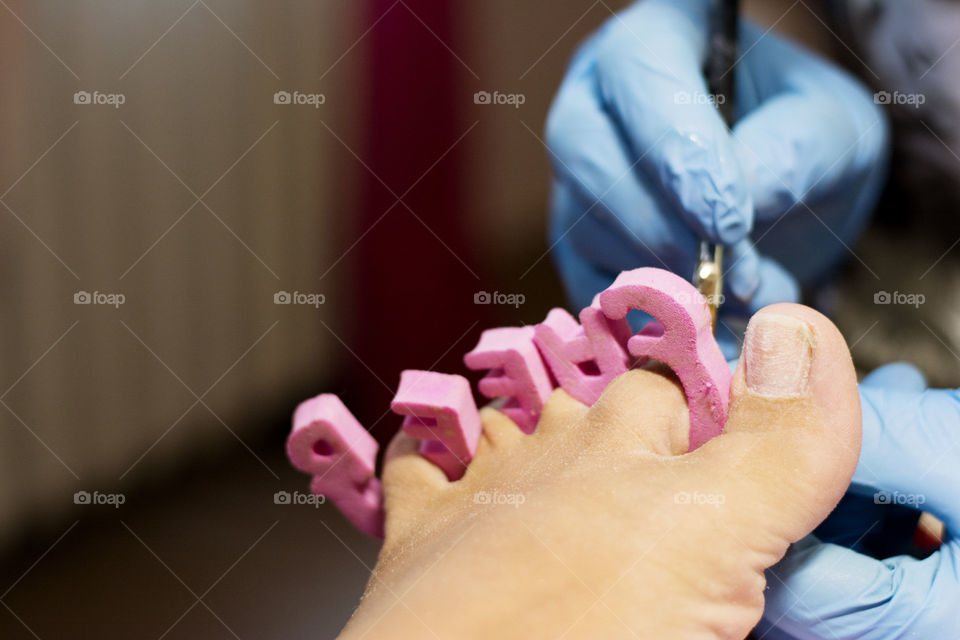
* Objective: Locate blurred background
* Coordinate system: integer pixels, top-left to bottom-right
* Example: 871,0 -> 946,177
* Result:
0,1 -> 957,638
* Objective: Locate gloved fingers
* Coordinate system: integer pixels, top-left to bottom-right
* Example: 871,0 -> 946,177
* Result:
551,178 -> 696,278
761,536 -> 960,639
860,362 -> 927,391
591,0 -> 753,245
805,365 -> 928,560
549,182 -> 754,351
732,22 -> 890,223
548,226 -> 618,314
546,59 -> 698,273
554,174 -> 781,317
720,238 -> 761,301
847,386 -> 960,534
721,239 -> 799,308
748,255 -> 800,311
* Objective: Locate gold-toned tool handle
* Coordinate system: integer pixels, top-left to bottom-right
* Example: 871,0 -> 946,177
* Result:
695,0 -> 738,334
694,242 -> 723,331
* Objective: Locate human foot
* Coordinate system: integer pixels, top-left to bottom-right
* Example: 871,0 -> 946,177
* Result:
340,304 -> 861,639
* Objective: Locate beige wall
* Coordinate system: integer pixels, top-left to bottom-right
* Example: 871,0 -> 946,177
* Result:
0,0 -> 363,537
463,1 -> 629,259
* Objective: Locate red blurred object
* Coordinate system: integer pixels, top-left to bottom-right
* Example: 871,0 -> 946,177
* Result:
348,0 -> 489,441
913,513 -> 945,554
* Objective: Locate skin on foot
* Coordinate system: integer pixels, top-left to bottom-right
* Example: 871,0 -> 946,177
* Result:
340,304 -> 862,639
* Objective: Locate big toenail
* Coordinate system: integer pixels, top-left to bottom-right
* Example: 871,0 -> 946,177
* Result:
745,314 -> 813,398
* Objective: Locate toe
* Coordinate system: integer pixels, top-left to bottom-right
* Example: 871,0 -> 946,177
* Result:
585,368 -> 690,456
382,430 -> 449,540
528,388 -> 589,437
466,406 -> 529,479
693,303 -> 861,557
476,406 -> 526,452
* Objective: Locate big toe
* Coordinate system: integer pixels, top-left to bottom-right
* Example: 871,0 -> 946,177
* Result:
694,303 -> 862,560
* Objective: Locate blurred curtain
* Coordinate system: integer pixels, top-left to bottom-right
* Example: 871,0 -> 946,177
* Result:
0,0 -> 356,539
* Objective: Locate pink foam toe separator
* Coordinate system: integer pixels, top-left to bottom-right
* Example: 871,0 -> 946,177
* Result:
598,268 -> 731,450
390,370 -> 481,480
287,394 -> 384,538
534,300 -> 632,406
418,440 -> 469,481
464,326 -> 554,433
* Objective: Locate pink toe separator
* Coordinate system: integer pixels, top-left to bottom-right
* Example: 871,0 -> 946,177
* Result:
599,267 -> 732,450
391,370 -> 481,481
287,394 -> 384,538
464,326 -> 554,433
534,297 -> 633,406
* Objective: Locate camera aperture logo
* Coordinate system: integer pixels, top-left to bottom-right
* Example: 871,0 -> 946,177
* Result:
274,290 -> 325,308
473,90 -> 525,109
74,490 -> 125,508
73,90 -> 125,109
874,90 -> 925,108
474,290 -> 525,308
874,490 -> 925,507
274,90 -> 326,108
274,490 -> 325,508
74,290 -> 125,308
473,489 -> 525,508
874,290 -> 924,308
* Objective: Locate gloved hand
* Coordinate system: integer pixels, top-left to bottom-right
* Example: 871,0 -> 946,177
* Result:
546,0 -> 889,355
757,362 -> 960,638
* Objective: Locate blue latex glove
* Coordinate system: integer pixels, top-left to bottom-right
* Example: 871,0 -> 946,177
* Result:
546,0 -> 889,355
757,362 -> 960,638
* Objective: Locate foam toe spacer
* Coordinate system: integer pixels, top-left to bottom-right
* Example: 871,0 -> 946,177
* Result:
464,326 -> 554,433
599,268 -> 731,450
287,394 -> 384,538
391,370 -> 481,481
534,297 -> 633,406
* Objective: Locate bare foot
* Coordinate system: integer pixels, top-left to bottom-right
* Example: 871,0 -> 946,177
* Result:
340,304 -> 862,639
